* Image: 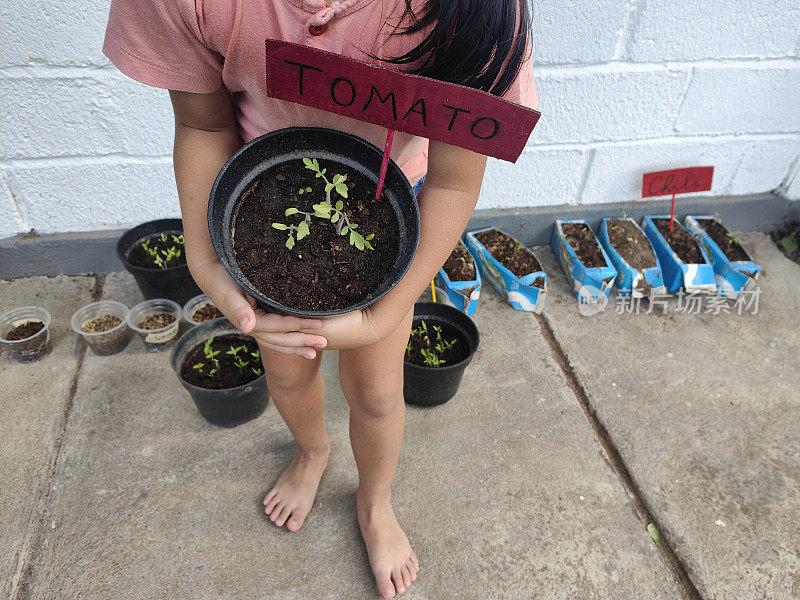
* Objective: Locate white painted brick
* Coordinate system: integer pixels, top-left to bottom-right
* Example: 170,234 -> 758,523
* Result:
729,136 -> 800,196
0,0 -> 109,66
6,159 -> 179,234
0,76 -> 173,160
580,137 -> 785,204
675,65 -> 800,135
780,157 -> 800,200
478,148 -> 589,209
533,66 -> 688,143
531,0 -> 631,64
629,0 -> 800,61
0,170 -> 25,238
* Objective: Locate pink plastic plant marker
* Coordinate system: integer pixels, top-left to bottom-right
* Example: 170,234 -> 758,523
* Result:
375,129 -> 395,201
669,193 -> 676,232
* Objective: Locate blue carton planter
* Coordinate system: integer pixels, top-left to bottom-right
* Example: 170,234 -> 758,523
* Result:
598,218 -> 666,298
465,227 -> 546,313
684,215 -> 761,298
434,239 -> 481,315
551,220 -> 617,303
641,216 -> 716,294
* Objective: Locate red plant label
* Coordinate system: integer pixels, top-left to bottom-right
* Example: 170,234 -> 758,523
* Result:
642,166 -> 714,198
265,39 -> 540,162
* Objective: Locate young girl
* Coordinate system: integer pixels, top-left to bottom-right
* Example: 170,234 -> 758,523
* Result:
104,1 -> 536,597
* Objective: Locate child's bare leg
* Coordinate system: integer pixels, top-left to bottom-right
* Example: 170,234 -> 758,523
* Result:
260,345 -> 330,532
339,309 -> 419,599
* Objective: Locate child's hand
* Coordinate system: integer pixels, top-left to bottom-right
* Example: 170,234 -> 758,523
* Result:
190,257 -> 327,359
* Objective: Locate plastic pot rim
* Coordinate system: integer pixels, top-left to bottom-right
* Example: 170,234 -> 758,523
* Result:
0,306 -> 52,343
403,302 -> 480,375
126,298 -> 183,334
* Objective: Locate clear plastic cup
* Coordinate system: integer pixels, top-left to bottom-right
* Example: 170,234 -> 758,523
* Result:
71,301 -> 131,356
182,294 -> 224,326
127,299 -> 182,352
0,306 -> 52,363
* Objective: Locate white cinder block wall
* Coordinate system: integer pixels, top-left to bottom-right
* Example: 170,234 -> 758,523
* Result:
1,0 -> 799,238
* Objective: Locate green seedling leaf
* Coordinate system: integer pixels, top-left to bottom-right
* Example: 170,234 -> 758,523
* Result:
341,225 -> 349,235
647,523 -> 661,544
272,223 -> 288,230
303,157 -> 313,169
297,220 -> 310,240
780,235 -> 799,253
335,183 -> 348,198
285,236 -> 295,249
335,200 -> 344,211
285,208 -> 299,216
325,183 -> 334,193
331,213 -> 340,224
365,234 -> 374,241
354,235 -> 365,250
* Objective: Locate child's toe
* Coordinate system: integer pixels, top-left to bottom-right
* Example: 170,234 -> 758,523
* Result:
286,508 -> 309,531
275,504 -> 293,527
376,572 -> 395,599
392,568 -> 405,594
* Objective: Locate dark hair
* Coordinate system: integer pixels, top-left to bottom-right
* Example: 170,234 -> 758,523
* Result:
380,0 -> 532,98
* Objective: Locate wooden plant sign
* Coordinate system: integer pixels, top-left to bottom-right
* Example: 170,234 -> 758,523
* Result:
265,39 -> 541,162
642,166 -> 714,231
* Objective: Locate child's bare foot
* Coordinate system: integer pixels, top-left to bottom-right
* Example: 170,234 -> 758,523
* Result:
263,444 -> 329,531
357,496 -> 419,598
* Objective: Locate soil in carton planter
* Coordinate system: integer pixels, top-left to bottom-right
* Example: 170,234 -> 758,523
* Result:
443,242 -> 476,283
232,159 -> 399,312
697,219 -> 749,262
561,222 -> 607,267
606,219 -> 657,270
474,229 -> 544,288
181,335 -> 262,390
653,218 -> 704,264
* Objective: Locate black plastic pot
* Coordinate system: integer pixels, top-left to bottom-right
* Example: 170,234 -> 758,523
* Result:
171,318 -> 269,427
404,302 -> 480,407
117,218 -> 202,305
208,127 -> 420,316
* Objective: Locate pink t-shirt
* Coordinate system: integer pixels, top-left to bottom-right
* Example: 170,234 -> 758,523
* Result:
104,0 -> 537,184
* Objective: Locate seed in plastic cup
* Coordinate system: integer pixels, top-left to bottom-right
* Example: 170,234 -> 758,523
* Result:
127,299 -> 182,352
71,301 -> 131,356
183,294 -> 224,326
0,306 -> 52,363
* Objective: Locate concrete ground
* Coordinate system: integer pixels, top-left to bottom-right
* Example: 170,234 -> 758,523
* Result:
1,232 -> 797,600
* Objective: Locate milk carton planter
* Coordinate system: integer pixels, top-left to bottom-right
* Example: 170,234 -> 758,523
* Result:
599,218 -> 666,298
551,220 -> 617,304
641,216 -> 715,294
171,318 -> 269,427
434,240 -> 481,315
403,302 -> 479,407
465,227 -> 546,313
684,216 -> 761,298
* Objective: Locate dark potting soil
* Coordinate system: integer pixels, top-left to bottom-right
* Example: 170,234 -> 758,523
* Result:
404,319 -> 469,368
474,229 -> 544,287
138,312 -> 176,330
232,159 -> 399,311
181,334 -> 262,390
442,241 -> 476,281
697,219 -> 750,261
6,320 -> 45,340
771,221 -> 800,265
653,218 -> 704,264
606,219 -> 657,270
127,231 -> 186,269
561,222 -> 606,268
193,303 -> 223,323
81,314 -> 122,333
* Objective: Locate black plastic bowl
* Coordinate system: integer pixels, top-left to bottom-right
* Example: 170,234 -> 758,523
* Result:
404,302 -> 480,407
117,218 -> 201,305
171,318 -> 269,428
208,127 -> 421,317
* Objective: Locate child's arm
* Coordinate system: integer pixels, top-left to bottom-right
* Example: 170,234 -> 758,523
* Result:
170,89 -> 327,358
300,140 -> 487,348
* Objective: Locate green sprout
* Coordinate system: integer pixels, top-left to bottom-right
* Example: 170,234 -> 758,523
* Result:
420,348 -> 446,368
252,366 -> 263,376
303,157 -> 349,203
233,357 -> 250,370
226,344 -> 245,358
272,207 -> 312,250
406,319 -> 457,368
297,187 -> 313,195
312,199 -> 374,251
251,349 -> 261,360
